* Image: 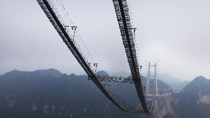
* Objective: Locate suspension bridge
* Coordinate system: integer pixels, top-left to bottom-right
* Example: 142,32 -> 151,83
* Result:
37,0 -> 160,114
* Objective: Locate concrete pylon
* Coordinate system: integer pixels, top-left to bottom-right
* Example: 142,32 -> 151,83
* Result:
146,62 -> 150,95
146,62 -> 158,96
154,62 -> 158,95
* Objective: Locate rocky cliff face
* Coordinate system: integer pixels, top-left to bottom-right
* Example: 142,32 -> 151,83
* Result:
152,96 -> 178,118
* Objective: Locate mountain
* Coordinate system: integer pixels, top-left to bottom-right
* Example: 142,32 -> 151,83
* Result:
2,69 -> 62,78
0,69 -> 209,118
33,68 -> 62,78
96,70 -> 110,76
175,81 -> 190,90
157,74 -> 182,85
183,76 -> 210,95
107,71 -> 130,77
0,69 -> 152,118
157,73 -> 190,90
171,76 -> 210,118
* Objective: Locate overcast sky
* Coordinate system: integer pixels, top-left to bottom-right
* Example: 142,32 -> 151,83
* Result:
0,0 -> 210,81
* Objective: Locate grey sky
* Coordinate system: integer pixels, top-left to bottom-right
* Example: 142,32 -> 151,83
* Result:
0,0 -> 210,81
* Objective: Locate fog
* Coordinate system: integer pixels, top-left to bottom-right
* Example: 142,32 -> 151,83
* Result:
0,0 -> 210,81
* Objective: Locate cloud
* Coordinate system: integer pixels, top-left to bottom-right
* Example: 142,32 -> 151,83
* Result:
0,0 -> 210,80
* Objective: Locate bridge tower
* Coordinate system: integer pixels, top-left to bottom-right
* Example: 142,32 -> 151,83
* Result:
146,62 -> 158,96
146,62 -> 150,95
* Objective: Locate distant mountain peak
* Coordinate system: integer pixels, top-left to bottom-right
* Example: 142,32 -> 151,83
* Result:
6,70 -> 22,74
193,76 -> 207,81
96,70 -> 109,76
2,69 -> 63,78
33,68 -> 60,72
3,70 -> 28,77
107,71 -> 130,77
69,73 -> 77,77
186,76 -> 208,87
33,68 -> 62,78
183,76 -> 210,95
